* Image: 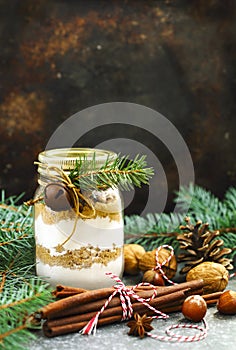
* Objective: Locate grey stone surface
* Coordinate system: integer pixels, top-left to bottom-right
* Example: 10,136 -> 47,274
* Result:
30,278 -> 236,350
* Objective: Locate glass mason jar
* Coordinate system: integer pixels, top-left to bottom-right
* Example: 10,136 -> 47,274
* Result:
33,148 -> 124,289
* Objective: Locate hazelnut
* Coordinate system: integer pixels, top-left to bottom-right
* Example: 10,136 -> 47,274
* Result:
217,290 -> 236,315
182,295 -> 207,322
186,261 -> 228,294
142,270 -> 165,286
139,248 -> 177,279
123,244 -> 146,275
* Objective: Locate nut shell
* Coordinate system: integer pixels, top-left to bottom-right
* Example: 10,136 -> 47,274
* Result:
182,295 -> 207,322
123,244 -> 146,275
142,270 -> 165,286
138,248 -> 177,279
217,290 -> 236,315
186,261 -> 228,294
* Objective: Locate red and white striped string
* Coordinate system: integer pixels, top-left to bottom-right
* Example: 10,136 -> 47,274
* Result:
154,244 -> 177,285
150,245 -> 208,342
80,272 -> 168,335
81,244 -> 208,342
147,318 -> 208,342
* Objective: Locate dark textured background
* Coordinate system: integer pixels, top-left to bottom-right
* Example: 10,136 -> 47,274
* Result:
0,0 -> 235,214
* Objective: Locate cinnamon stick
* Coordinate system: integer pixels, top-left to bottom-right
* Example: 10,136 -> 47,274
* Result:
43,289 -> 188,337
43,289 -> 158,320
41,279 -> 204,320
44,288 -> 179,320
44,294 -> 221,338
42,287 -> 221,338
204,299 -> 219,306
133,279 -> 204,296
160,297 -> 220,314
202,291 -> 223,301
53,285 -> 87,298
43,315 -> 122,338
40,287 -> 114,319
43,295 -> 221,336
44,289 -> 188,328
52,279 -> 204,298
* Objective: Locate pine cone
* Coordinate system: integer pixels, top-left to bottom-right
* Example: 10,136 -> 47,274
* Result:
177,217 -> 233,274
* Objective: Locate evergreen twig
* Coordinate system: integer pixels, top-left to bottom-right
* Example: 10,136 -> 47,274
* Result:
0,193 -> 54,350
69,153 -> 154,191
124,185 -> 236,259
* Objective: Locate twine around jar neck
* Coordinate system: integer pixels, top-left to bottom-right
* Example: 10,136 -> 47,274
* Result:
25,162 -> 96,248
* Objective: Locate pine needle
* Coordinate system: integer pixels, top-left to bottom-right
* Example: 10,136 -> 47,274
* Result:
0,192 -> 54,350
125,184 -> 236,258
69,153 -> 154,191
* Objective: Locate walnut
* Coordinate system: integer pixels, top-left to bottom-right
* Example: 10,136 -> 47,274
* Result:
186,261 -> 229,294
138,248 -> 177,279
123,244 -> 146,275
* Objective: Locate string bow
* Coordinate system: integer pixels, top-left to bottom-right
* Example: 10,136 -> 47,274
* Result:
80,272 -> 168,335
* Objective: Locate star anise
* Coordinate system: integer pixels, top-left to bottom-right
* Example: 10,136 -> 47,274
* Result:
127,313 -> 153,338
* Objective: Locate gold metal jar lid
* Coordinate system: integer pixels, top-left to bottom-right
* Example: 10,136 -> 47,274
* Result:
37,148 -> 117,174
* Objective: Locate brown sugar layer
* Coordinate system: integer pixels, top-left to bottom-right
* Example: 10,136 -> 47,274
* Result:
36,244 -> 122,269
34,203 -> 122,225
34,203 -> 76,224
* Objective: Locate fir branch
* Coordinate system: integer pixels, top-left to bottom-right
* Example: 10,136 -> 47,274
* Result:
174,183 -> 236,230
0,196 -> 35,272
0,233 -> 28,247
124,212 -> 184,251
0,278 -> 53,350
69,154 -> 154,191
0,272 -> 6,293
0,193 -> 54,349
224,187 -> 236,212
0,278 -> 51,312
125,185 -> 236,259
0,323 -> 32,349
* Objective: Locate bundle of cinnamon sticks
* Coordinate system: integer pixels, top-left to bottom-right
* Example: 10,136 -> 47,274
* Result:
37,279 -> 222,338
